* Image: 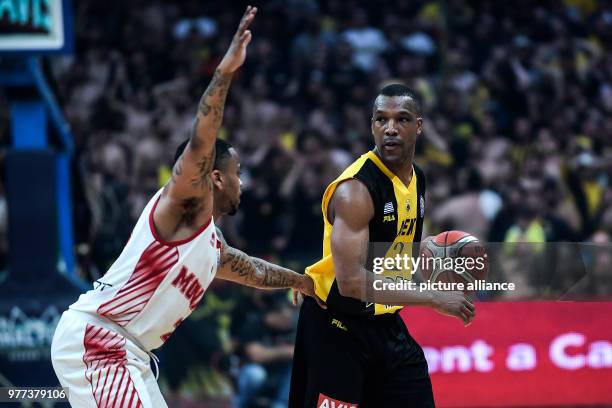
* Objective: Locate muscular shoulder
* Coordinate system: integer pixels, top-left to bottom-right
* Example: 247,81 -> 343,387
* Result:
328,179 -> 374,228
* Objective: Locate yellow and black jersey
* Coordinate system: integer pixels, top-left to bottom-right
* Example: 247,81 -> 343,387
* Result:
306,150 -> 426,316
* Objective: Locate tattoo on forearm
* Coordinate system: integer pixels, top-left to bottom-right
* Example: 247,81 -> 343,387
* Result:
222,248 -> 300,288
193,70 -> 232,143
182,69 -> 231,189
253,258 -> 300,288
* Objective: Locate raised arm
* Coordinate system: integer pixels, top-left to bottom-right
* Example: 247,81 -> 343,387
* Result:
167,6 -> 257,201
330,179 -> 475,325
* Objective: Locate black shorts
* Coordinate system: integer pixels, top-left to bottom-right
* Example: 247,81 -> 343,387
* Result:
289,297 -> 434,408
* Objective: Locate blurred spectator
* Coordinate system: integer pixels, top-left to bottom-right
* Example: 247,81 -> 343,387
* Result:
341,9 -> 388,72
432,167 -> 502,240
232,291 -> 295,408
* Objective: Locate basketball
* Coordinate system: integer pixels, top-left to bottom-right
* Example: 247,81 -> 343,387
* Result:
419,231 -> 488,292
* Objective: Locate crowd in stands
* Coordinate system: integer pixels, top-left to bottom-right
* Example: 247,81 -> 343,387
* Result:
3,0 -> 612,405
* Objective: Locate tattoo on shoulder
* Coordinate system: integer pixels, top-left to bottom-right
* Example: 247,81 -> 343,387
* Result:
192,151 -> 215,189
170,154 -> 184,184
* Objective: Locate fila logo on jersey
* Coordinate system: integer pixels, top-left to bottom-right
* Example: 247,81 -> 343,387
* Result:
171,266 -> 204,310
317,393 -> 358,408
383,215 -> 395,222
331,318 -> 348,331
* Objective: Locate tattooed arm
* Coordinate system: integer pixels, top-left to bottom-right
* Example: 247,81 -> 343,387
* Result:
166,6 -> 257,199
215,229 -> 326,307
217,245 -> 305,289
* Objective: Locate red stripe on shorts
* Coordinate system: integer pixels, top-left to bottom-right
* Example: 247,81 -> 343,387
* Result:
83,324 -> 143,408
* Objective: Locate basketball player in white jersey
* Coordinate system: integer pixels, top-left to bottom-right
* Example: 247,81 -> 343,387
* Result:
51,7 -> 317,407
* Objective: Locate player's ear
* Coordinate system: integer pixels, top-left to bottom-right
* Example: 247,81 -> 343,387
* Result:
211,169 -> 223,189
416,117 -> 423,136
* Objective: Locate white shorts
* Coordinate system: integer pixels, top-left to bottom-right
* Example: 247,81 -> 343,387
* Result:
51,310 -> 167,408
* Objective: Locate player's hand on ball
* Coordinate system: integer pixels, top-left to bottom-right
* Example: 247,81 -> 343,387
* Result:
432,290 -> 475,326
293,275 -> 327,309
218,5 -> 257,74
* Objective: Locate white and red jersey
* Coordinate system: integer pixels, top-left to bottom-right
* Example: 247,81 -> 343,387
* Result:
70,188 -> 221,351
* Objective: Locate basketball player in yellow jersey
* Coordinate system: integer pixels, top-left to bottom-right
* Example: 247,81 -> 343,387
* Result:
289,84 -> 475,407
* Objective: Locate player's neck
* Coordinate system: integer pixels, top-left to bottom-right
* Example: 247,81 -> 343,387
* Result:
389,162 -> 414,187
375,147 -> 415,186
213,207 -> 223,222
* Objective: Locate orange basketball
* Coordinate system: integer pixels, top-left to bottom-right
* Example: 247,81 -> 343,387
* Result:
419,231 -> 488,293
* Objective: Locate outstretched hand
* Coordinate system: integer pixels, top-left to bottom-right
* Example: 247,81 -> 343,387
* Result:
218,5 -> 257,74
293,275 -> 327,309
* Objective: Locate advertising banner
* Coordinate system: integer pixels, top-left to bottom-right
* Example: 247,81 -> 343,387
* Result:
401,302 -> 612,407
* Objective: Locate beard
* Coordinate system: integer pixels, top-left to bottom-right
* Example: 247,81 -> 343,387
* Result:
227,200 -> 240,216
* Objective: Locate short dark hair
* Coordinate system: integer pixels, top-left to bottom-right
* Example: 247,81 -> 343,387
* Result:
375,83 -> 422,115
173,138 -> 233,169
